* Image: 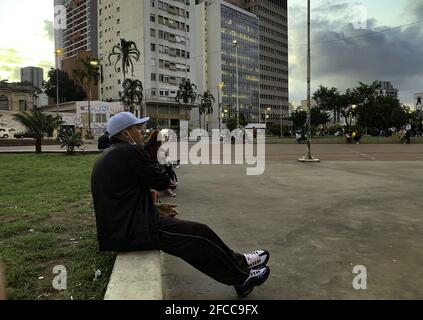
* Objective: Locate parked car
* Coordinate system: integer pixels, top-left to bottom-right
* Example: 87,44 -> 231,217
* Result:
0,128 -> 10,139
14,131 -> 38,139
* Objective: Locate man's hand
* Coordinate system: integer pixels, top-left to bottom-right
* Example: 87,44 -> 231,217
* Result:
156,204 -> 179,218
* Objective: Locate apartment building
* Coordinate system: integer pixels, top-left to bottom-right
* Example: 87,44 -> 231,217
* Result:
98,0 -> 196,129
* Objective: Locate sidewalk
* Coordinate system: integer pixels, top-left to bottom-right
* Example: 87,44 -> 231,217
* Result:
1,143 -> 422,161
162,161 -> 423,299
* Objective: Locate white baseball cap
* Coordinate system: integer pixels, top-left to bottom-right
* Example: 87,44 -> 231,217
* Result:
107,112 -> 150,137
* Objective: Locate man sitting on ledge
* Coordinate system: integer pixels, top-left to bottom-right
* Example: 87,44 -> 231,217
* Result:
91,112 -> 271,298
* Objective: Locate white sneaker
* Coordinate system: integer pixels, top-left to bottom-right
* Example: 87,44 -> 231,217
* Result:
243,250 -> 270,269
235,266 -> 270,298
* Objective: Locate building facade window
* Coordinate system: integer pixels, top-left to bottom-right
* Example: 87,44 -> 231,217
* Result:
19,100 -> 27,112
0,95 -> 9,111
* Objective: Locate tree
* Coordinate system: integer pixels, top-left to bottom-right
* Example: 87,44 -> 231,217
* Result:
43,69 -> 86,103
290,109 -> 307,130
176,80 -> 198,126
313,86 -> 358,130
120,79 -> 144,115
352,81 -> 380,104
290,108 -> 329,131
311,108 -> 330,128
74,56 -> 100,139
239,113 -> 248,127
198,91 -> 215,130
356,96 -> 408,132
269,123 -> 281,136
13,110 -> 63,154
175,80 -> 197,104
108,38 -> 141,81
60,131 -> 83,155
227,117 -> 237,132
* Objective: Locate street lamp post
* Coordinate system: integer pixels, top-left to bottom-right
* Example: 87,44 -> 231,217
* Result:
54,48 -> 62,113
233,40 -> 240,128
299,0 -> 320,162
265,107 -> 271,134
280,101 -> 283,138
217,83 -> 224,131
224,109 -> 229,128
87,58 -> 101,139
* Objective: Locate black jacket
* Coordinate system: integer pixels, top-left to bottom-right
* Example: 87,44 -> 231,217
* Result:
91,139 -> 171,252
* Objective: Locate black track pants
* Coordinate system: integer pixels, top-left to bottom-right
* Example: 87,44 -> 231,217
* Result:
158,217 -> 250,286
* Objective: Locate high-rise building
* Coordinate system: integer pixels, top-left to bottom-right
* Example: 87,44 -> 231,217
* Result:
98,0 -> 196,128
54,0 -> 98,60
193,0 -> 260,129
225,0 -> 289,124
377,81 -> 398,99
20,67 -> 44,90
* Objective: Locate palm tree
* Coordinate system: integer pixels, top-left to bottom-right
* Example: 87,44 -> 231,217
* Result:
108,38 -> 141,81
13,110 -> 63,154
176,79 -> 197,126
60,132 -> 83,155
175,80 -> 197,104
74,56 -> 100,139
198,91 -> 215,131
120,79 -> 144,115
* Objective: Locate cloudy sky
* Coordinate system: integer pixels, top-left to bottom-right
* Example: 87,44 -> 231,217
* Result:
289,0 -> 423,105
0,0 -> 54,81
0,0 -> 422,105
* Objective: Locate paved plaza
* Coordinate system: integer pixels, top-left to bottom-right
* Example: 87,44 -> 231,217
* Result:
1,143 -> 422,161
159,147 -> 423,299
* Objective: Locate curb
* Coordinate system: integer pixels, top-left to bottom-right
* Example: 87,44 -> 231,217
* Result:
104,251 -> 163,300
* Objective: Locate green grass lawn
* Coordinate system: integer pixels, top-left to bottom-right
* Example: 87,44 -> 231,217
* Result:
0,154 -> 116,300
265,136 -> 423,144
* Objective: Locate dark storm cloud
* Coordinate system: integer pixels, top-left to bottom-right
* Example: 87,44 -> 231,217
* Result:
289,0 -> 423,103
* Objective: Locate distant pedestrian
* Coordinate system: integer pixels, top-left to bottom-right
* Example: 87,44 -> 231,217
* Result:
405,124 -> 412,144
253,127 -> 257,139
399,128 -> 407,144
98,132 -> 111,150
353,131 -> 362,144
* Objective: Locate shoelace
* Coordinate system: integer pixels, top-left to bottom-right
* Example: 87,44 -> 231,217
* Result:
245,252 -> 261,267
249,268 -> 264,279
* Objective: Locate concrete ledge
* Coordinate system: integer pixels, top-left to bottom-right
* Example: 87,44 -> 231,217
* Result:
104,251 -> 163,300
